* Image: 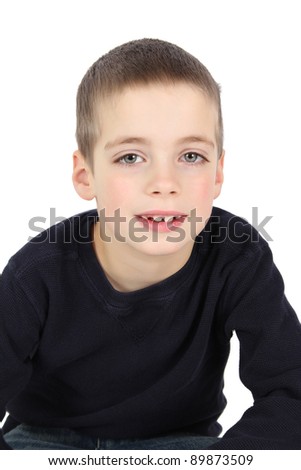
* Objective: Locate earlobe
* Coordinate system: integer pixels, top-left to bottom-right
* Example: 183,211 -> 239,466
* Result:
72,151 -> 95,201
214,150 -> 225,199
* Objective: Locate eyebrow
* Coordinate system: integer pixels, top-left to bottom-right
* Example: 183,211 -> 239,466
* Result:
104,135 -> 215,150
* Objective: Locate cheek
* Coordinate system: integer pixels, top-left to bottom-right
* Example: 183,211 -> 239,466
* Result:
109,177 -> 130,196
97,176 -> 133,211
188,176 -> 216,203
186,180 -> 215,235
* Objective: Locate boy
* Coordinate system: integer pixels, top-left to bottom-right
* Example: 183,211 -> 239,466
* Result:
1,38 -> 301,450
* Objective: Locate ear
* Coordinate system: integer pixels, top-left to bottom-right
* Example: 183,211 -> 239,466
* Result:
214,150 -> 225,199
72,151 -> 95,201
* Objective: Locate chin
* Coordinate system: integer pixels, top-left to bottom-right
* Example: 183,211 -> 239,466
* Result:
129,237 -> 193,257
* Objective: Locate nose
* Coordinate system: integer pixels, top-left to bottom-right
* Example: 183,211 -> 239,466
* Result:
145,160 -> 180,197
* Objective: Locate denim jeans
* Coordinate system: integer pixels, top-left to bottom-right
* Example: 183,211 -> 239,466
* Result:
4,424 -> 220,450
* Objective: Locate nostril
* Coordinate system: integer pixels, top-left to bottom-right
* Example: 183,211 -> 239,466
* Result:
152,190 -> 177,195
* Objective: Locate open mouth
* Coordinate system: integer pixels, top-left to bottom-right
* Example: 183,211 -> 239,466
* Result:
138,215 -> 184,223
135,214 -> 187,232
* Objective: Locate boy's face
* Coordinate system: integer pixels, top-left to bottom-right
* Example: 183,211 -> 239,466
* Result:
75,82 -> 224,258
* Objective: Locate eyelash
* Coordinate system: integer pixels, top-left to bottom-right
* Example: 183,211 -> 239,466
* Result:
115,152 -> 209,166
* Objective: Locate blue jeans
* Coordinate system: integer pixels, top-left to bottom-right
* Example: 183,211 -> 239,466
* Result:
4,424 -> 220,450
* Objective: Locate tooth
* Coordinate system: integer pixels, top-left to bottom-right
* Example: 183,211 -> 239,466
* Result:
165,216 -> 174,223
153,216 -> 164,222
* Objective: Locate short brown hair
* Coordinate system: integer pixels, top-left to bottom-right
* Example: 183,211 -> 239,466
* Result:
76,38 -> 223,167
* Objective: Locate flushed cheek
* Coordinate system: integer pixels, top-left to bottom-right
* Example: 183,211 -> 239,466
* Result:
97,177 -> 133,213
188,178 -> 215,207
186,181 -> 216,230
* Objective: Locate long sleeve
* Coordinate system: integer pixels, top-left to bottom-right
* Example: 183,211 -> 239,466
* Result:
209,241 -> 301,449
0,266 -> 41,449
1,209 -> 301,450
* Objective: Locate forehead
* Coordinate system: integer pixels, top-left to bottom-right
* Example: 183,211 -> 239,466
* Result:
97,82 -> 219,147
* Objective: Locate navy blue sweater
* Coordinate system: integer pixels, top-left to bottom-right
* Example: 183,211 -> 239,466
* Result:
1,207 -> 301,449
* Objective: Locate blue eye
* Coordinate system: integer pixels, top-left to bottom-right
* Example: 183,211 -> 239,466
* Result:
182,152 -> 205,163
117,154 -> 143,165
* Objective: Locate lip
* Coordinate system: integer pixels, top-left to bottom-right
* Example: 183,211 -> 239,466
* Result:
136,210 -> 187,217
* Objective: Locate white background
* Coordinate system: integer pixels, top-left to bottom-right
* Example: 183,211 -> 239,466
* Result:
0,0 -> 300,434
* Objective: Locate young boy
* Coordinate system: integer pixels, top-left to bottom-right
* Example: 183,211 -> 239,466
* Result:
1,38 -> 301,450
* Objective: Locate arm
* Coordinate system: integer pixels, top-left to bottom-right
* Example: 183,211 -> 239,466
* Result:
0,267 -> 41,449
209,243 -> 301,449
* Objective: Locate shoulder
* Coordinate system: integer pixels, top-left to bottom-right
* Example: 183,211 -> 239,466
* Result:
201,206 -> 271,261
5,209 -> 98,279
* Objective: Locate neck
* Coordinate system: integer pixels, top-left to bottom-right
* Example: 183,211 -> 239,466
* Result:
92,222 -> 194,292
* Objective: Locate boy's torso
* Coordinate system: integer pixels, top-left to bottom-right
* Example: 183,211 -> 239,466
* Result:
1,207 -> 264,438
